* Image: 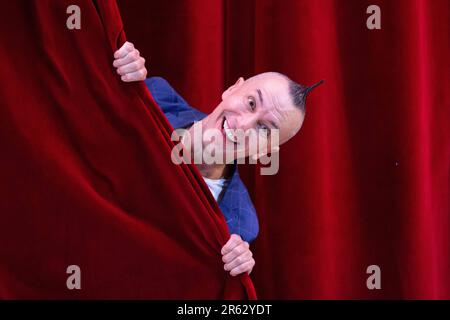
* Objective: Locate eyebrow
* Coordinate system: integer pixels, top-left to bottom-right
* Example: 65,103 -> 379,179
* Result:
257,88 -> 279,130
257,89 -> 263,105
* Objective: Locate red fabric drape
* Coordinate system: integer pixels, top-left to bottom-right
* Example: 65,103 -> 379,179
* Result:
118,0 -> 450,299
0,0 -> 256,299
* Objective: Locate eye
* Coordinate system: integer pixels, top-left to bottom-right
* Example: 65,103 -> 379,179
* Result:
257,123 -> 271,136
248,96 -> 256,111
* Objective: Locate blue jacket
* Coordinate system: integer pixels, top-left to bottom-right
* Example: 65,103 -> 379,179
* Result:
145,77 -> 259,243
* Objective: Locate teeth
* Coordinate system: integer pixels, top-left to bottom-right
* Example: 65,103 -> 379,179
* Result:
223,119 -> 236,142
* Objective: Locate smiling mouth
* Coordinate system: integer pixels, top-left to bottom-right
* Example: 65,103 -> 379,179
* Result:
222,117 -> 237,143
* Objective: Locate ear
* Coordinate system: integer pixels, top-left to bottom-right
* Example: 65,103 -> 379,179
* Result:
222,77 -> 244,100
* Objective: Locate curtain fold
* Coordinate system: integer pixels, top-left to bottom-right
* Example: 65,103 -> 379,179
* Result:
0,0 -> 255,299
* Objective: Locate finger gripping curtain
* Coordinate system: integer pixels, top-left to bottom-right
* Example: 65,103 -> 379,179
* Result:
0,0 -> 256,299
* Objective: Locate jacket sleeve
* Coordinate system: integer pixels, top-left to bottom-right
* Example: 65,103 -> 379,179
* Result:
144,77 -> 207,128
144,77 -> 191,114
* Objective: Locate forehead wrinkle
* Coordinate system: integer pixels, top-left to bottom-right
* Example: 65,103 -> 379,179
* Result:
260,89 -> 289,127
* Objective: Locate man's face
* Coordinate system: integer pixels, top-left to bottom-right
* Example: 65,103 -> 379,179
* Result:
194,73 -> 304,162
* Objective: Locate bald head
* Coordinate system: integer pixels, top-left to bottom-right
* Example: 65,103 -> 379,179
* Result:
198,71 -> 322,161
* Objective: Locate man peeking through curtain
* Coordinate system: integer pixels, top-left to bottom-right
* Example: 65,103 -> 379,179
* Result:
112,41 -> 323,277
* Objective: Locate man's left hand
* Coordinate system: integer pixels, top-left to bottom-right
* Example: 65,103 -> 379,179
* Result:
221,234 -> 255,276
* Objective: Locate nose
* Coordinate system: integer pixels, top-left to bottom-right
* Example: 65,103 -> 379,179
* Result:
233,113 -> 259,131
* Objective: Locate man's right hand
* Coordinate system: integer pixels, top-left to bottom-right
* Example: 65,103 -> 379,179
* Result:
113,41 -> 147,82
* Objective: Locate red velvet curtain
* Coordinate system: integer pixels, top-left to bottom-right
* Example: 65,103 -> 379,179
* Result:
118,0 -> 450,299
0,0 -> 256,299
